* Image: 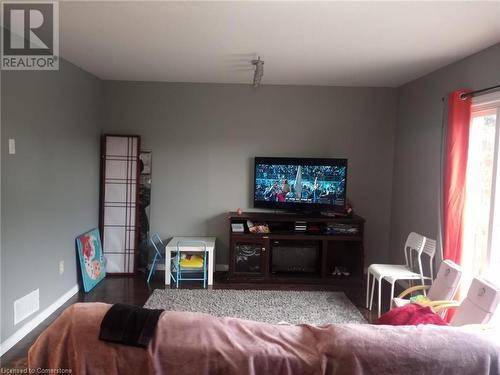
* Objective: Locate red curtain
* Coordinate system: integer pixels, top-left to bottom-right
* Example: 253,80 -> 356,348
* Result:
442,90 -> 472,265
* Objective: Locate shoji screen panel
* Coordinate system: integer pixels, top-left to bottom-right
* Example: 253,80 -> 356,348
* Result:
100,135 -> 140,274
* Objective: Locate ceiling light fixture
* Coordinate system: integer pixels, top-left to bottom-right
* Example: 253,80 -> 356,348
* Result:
251,56 -> 264,87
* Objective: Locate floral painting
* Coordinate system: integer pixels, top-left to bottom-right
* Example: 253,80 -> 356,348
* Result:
76,228 -> 106,292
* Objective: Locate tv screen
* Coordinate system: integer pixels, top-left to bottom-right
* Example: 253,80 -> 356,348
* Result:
254,157 -> 347,212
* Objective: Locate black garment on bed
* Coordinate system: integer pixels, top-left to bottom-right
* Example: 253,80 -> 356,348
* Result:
99,303 -> 164,348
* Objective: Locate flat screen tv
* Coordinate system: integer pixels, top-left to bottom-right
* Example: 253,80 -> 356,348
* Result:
254,157 -> 347,212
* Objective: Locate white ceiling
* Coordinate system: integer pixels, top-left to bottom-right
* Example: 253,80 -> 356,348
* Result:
60,1 -> 500,87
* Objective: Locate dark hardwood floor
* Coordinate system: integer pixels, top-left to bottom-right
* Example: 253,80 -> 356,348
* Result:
0,271 -> 387,370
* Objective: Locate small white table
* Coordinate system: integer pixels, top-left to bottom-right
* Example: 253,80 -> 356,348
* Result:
164,236 -> 216,286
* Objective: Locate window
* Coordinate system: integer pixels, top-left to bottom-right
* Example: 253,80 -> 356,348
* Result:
462,92 -> 500,293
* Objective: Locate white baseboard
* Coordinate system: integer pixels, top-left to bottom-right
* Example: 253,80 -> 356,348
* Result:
216,264 -> 229,272
0,284 -> 79,357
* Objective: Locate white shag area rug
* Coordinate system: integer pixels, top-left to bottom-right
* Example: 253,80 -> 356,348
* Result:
144,289 -> 366,325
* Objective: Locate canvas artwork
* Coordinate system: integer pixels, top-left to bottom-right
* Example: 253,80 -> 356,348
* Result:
76,228 -> 106,292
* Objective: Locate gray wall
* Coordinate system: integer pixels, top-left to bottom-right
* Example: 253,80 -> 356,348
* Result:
1,60 -> 102,341
389,42 -> 500,263
103,82 -> 398,267
1,36 -> 498,350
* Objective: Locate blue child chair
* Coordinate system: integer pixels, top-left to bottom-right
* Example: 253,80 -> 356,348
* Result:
171,240 -> 208,288
147,233 -> 165,283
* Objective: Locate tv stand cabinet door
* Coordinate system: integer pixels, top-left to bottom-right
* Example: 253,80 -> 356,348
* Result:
229,238 -> 268,279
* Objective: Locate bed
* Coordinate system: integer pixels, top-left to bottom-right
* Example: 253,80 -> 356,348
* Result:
28,302 -> 500,375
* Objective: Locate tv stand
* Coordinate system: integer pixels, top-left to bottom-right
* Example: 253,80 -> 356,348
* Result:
228,211 -> 365,284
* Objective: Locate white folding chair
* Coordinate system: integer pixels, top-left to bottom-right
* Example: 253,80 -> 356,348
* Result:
392,259 -> 462,317
366,232 -> 436,317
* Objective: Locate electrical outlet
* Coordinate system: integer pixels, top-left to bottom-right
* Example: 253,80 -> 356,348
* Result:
9,139 -> 16,154
59,260 -> 64,275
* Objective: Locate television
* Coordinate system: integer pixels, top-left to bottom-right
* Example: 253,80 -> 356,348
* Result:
253,157 -> 347,212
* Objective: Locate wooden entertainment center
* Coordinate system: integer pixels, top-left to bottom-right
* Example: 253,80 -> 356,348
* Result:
228,211 -> 365,284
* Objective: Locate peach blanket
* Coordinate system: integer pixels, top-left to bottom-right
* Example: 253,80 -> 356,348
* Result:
29,302 -> 500,375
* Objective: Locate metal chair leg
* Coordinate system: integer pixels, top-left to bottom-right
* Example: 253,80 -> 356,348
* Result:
366,271 -> 371,308
390,281 -> 395,310
147,253 -> 158,283
378,279 -> 382,318
203,251 -> 207,289
370,276 -> 376,310
176,255 -> 180,288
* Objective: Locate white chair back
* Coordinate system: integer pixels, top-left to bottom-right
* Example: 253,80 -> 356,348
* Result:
427,260 -> 462,301
404,232 -> 425,268
404,232 -> 425,253
422,238 -> 437,259
450,278 -> 500,326
404,232 -> 436,280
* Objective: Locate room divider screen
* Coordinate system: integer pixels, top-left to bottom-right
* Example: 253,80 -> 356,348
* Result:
100,135 -> 141,274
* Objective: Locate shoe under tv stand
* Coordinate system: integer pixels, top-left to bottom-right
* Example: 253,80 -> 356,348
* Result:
228,211 -> 365,284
